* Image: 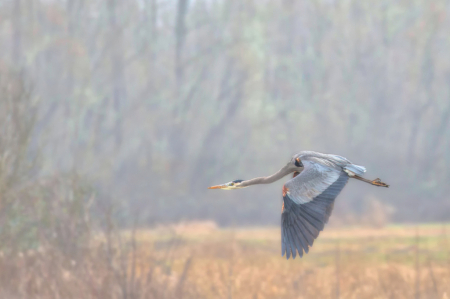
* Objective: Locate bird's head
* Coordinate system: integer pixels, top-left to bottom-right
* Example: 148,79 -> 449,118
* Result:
208,179 -> 245,190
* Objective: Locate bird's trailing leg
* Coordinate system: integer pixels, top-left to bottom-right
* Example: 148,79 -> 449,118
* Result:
352,175 -> 389,188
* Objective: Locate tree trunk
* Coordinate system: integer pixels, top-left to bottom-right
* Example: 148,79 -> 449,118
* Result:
12,0 -> 22,66
175,0 -> 188,91
108,0 -> 127,148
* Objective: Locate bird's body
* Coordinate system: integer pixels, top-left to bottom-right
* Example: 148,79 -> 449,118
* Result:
208,151 -> 388,259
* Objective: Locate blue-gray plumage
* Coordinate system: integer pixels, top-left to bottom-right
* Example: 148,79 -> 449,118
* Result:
208,151 -> 389,259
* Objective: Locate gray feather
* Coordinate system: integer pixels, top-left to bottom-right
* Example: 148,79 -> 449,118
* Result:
288,227 -> 297,259
344,164 -> 366,176
281,167 -> 349,259
292,220 -> 309,253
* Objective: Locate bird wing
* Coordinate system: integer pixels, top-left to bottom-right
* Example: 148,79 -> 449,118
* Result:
281,161 -> 349,259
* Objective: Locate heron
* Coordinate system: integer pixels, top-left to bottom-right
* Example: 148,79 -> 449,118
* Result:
208,151 -> 388,259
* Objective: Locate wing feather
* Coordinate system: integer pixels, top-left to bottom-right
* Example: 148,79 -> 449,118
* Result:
292,228 -> 304,257
281,161 -> 349,259
297,208 -> 324,231
290,225 -> 303,258
288,227 -> 297,259
292,219 -> 311,251
292,213 -> 316,247
286,161 -> 341,205
281,224 -> 287,257
281,225 -> 288,258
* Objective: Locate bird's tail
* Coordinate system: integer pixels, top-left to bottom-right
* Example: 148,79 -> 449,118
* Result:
344,164 -> 366,176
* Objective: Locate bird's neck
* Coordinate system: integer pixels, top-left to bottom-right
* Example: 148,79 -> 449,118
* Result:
239,165 -> 291,187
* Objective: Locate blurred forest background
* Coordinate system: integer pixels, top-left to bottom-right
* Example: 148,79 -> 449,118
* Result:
3,1 -> 450,298
2,0 -> 450,229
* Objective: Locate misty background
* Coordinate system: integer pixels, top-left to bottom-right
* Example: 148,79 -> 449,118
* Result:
2,0 -> 450,228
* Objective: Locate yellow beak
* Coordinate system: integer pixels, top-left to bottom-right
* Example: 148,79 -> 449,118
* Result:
208,184 -> 227,189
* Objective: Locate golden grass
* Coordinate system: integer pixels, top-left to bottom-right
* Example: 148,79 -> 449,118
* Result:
2,223 -> 450,298
130,223 -> 450,299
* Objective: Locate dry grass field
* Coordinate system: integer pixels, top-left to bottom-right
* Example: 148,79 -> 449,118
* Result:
126,223 -> 450,299
2,222 -> 450,299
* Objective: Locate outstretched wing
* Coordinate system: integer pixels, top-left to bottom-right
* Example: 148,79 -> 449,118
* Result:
281,161 -> 349,259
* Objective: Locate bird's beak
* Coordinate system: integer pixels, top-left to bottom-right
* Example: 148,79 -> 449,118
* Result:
208,184 -> 227,189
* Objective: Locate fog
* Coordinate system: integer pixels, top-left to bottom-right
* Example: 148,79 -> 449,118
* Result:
2,0 -> 450,228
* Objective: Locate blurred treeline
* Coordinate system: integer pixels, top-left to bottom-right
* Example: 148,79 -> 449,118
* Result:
1,0 -> 450,226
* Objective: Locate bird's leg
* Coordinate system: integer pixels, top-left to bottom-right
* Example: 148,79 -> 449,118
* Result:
352,175 -> 389,188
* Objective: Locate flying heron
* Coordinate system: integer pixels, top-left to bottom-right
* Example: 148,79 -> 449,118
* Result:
208,151 -> 389,259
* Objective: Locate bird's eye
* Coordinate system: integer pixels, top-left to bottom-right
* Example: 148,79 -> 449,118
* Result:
229,183 -> 234,186
295,158 -> 303,167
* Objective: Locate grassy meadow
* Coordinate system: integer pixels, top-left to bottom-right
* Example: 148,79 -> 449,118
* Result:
2,222 -> 450,298
122,223 -> 450,299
